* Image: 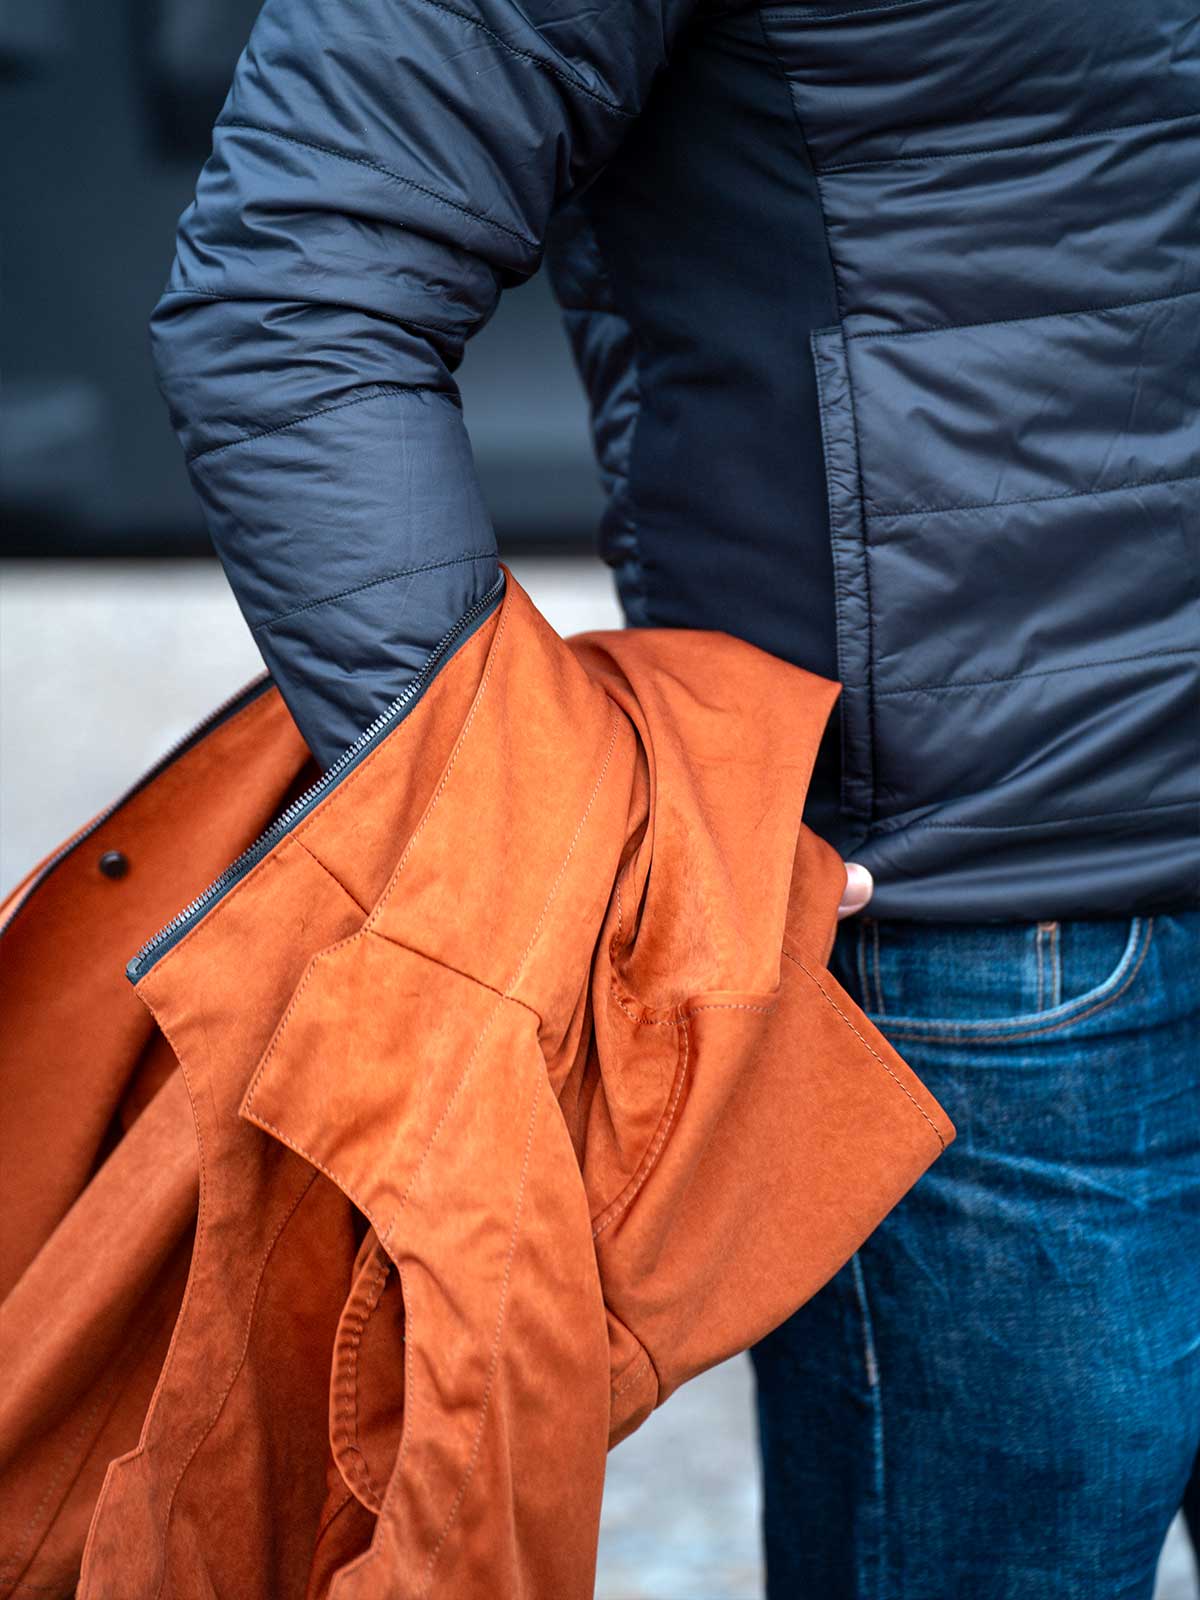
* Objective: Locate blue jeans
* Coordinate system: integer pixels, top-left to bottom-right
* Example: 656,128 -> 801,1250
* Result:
750,910 -> 1200,1600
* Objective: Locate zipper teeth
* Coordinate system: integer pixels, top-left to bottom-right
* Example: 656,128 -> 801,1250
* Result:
0,674 -> 272,944
126,571 -> 506,979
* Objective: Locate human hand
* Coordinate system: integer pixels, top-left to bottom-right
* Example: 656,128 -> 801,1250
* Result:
836,862 -> 874,920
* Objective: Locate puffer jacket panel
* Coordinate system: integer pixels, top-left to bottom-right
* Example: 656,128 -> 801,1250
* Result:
153,0 -> 1199,917
547,0 -> 1200,917
761,0 -> 1200,914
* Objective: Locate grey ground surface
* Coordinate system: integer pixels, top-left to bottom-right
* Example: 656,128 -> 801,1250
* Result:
2,557 -> 1195,1599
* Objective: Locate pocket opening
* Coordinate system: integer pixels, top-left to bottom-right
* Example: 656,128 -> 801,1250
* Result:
329,1232 -> 407,1517
857,917 -> 1154,1043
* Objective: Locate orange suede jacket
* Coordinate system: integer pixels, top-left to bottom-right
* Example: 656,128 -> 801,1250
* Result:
0,568 -> 953,1598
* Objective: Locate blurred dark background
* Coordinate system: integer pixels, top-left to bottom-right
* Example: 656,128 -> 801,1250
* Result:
0,0 -> 602,558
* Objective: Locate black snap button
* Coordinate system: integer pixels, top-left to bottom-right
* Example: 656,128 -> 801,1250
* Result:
98,850 -> 129,879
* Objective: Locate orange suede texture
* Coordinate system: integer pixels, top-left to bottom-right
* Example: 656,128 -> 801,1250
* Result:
0,567 -> 953,1598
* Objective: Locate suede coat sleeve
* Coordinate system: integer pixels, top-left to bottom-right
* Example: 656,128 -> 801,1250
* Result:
149,0 -> 710,768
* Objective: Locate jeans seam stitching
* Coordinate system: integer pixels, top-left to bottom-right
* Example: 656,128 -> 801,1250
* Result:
878,918 -> 1154,1044
855,921 -> 871,1011
1050,921 -> 1062,1008
851,1254 -> 885,1598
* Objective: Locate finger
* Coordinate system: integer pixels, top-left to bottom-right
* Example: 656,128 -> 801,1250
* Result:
836,862 -> 874,921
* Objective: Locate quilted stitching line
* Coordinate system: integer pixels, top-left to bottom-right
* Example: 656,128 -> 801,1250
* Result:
255,551 -> 495,631
187,385 -> 441,465
155,284 -> 463,341
405,0 -> 634,118
847,283 -> 1200,346
868,466 -> 1200,524
874,799 -> 1199,835
218,122 -> 538,251
874,645 -> 1199,699
819,107 -> 1200,172
762,0 -> 941,24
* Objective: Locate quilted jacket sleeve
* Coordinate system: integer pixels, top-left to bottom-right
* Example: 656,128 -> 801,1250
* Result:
150,0 -> 707,769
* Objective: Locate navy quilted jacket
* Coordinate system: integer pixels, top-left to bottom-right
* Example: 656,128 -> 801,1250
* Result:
150,0 -> 1200,921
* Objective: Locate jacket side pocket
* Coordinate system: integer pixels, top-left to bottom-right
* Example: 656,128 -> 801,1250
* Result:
812,324 -> 873,821
329,1231 -> 406,1516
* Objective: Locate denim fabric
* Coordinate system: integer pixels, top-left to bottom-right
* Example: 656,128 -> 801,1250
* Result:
751,910 -> 1200,1600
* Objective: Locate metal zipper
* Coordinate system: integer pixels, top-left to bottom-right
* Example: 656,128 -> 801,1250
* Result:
0,674 -> 274,944
125,569 -> 506,984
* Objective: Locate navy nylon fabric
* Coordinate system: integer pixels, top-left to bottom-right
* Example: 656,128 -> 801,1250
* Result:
151,0 -> 1200,919
149,0 -> 719,768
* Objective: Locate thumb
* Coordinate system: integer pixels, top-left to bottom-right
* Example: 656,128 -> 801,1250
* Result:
837,862 -> 874,921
